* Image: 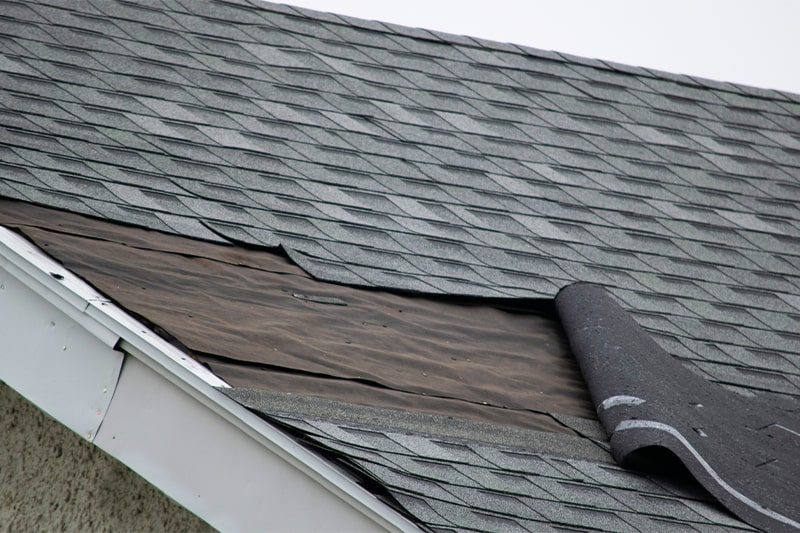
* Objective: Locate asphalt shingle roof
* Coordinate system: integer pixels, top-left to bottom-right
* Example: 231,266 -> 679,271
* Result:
1,0 -> 799,530
228,388 -> 754,533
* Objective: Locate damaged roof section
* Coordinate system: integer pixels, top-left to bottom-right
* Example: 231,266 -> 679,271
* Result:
0,202 -> 766,531
0,199 -> 594,434
0,200 -> 773,531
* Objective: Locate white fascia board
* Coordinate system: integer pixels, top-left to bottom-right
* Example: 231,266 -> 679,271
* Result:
0,225 -> 419,532
96,352 -> 414,532
0,259 -> 122,440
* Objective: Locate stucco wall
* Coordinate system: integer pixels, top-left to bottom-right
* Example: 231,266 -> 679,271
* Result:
0,380 -> 214,532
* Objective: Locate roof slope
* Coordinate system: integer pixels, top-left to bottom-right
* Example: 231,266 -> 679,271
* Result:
1,0 -> 798,400
1,0 -> 799,530
0,197 -> 758,532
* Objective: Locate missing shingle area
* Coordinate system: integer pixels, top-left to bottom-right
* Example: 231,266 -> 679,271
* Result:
0,199 -> 597,437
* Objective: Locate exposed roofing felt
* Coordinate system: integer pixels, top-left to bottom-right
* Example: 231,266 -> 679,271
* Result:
0,199 -> 593,433
1,0 -> 799,530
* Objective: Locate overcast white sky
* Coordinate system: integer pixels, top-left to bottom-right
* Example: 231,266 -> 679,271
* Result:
282,0 -> 800,95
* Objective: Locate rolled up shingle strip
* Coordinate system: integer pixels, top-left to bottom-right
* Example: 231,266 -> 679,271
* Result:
556,282 -> 800,532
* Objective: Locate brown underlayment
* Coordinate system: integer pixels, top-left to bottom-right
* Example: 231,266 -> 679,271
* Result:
0,381 -> 214,532
0,200 -> 595,433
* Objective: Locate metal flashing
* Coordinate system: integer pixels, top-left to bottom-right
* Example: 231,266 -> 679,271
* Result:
94,352 -> 417,532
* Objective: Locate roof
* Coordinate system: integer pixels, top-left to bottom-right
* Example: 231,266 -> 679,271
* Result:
1,0 -> 799,530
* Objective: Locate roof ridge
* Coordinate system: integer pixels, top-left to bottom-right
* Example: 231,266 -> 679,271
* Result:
250,0 -> 795,102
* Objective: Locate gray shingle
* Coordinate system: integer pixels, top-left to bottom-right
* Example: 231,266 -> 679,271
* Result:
522,499 -> 639,533
425,499 -> 531,533
393,492 -> 454,527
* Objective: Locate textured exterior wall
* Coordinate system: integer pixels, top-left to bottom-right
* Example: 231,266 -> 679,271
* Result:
0,381 -> 214,532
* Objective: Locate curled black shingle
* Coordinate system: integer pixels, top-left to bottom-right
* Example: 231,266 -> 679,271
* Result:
556,282 -> 800,531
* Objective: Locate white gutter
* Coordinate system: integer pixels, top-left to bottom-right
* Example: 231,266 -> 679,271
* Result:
0,225 -> 419,532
